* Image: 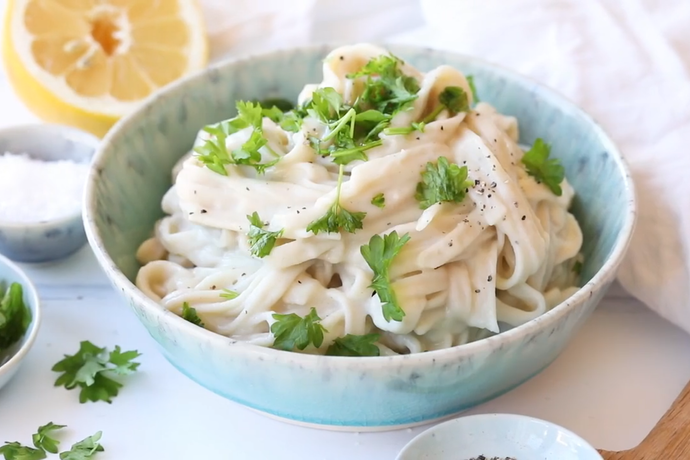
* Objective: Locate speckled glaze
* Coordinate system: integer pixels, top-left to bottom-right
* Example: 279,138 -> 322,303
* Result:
0,124 -> 99,263
0,252 -> 41,391
83,44 -> 636,430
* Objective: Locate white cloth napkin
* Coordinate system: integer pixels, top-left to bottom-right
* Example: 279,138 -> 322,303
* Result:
1,0 -> 689,335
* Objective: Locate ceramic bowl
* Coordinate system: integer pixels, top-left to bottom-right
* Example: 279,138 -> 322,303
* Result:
0,252 -> 41,391
83,44 -> 636,430
0,124 -> 99,263
396,414 -> 603,460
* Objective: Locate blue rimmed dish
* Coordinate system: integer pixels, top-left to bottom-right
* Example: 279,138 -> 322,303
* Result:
83,44 -> 636,430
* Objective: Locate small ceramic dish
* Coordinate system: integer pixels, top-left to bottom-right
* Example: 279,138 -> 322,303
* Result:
397,413 -> 603,460
0,124 -> 99,263
0,252 -> 41,391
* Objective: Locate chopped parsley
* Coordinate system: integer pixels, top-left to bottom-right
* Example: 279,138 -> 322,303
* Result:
181,302 -> 204,328
246,212 -> 283,258
0,442 -> 46,460
360,231 -> 411,322
32,422 -> 66,454
52,341 -> 141,404
307,165 -> 366,235
371,193 -> 385,208
521,138 -> 565,196
422,86 -> 470,123
194,101 -> 280,175
0,281 -> 31,354
59,432 -> 104,460
326,333 -> 381,357
219,289 -> 239,300
347,54 -> 420,116
415,156 -> 473,209
271,308 -> 327,351
466,75 -> 479,103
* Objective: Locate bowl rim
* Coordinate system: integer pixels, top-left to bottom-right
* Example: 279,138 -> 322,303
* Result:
83,43 -> 637,366
0,123 -> 99,229
395,412 -> 603,459
0,252 -> 42,374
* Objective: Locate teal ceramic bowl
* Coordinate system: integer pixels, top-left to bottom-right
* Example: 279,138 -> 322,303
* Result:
83,44 -> 636,430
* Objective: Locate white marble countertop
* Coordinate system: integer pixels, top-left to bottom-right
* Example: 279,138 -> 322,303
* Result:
1,9 -> 690,457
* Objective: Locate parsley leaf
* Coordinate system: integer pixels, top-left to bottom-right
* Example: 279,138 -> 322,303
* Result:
271,308 -> 328,351
466,75 -> 479,103
371,193 -> 385,208
0,282 -> 31,353
247,212 -> 283,258
0,442 -> 46,460
383,121 -> 425,136
59,432 -> 104,460
360,231 -> 411,322
307,165 -> 366,234
194,101 -> 280,175
308,87 -> 344,123
422,86 -> 470,123
326,334 -> 380,357
348,54 -> 420,116
181,302 -> 204,327
32,423 -> 65,454
521,138 -> 565,196
415,156 -> 473,209
219,289 -> 239,300
52,341 -> 141,404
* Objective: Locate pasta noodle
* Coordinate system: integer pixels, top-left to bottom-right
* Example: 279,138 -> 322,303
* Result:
135,44 -> 583,356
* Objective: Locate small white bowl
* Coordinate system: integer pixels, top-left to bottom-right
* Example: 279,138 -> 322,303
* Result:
0,252 -> 41,391
397,413 -> 603,460
0,124 -> 99,263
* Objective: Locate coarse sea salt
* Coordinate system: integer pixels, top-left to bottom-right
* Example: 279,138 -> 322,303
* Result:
0,152 -> 89,224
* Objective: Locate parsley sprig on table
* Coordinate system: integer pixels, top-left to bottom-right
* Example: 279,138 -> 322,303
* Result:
521,138 -> 565,196
415,156 -> 473,209
52,341 -> 141,404
247,212 -> 283,257
270,308 -> 327,352
326,333 -> 381,357
0,282 -> 31,353
194,101 -> 280,175
360,231 -> 411,322
1,424 -> 102,460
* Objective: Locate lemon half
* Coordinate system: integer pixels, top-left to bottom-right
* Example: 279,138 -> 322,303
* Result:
2,0 -> 208,137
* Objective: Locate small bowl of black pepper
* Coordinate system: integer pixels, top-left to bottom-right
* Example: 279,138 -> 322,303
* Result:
396,414 -> 602,460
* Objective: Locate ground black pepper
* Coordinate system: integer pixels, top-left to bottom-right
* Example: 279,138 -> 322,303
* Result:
468,456 -> 516,460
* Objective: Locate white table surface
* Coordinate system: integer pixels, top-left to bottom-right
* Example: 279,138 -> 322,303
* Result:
1,11 -> 690,459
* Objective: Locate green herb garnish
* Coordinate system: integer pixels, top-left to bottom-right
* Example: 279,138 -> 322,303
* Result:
271,308 -> 327,351
52,341 -> 141,404
181,302 -> 204,328
219,289 -> 239,300
521,138 -> 565,196
194,101 -> 280,175
0,442 -> 46,460
247,212 -> 283,258
415,156 -> 473,209
382,121 -> 425,136
326,334 -> 380,357
59,432 -> 104,460
422,86 -> 470,123
347,54 -> 420,116
307,165 -> 366,235
466,75 -> 479,103
0,282 -> 31,353
32,423 -> 66,455
371,193 -> 385,208
360,231 -> 411,322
